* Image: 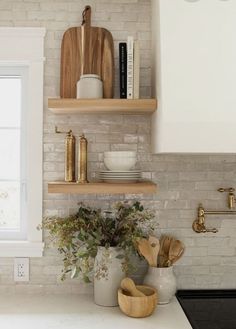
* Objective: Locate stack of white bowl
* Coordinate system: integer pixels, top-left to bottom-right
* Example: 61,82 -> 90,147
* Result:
99,151 -> 141,183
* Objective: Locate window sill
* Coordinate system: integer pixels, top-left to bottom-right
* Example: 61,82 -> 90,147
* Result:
0,241 -> 44,257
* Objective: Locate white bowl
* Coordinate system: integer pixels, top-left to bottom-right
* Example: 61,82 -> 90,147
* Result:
104,151 -> 136,158
104,157 -> 137,171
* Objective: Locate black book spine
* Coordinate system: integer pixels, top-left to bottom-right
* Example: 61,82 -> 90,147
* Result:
119,42 -> 127,99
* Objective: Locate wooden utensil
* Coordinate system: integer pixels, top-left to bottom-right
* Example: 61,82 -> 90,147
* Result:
60,5 -> 114,98
157,236 -> 164,267
120,278 -> 145,297
137,238 -> 156,267
158,235 -> 173,267
148,236 -> 160,267
171,247 -> 184,265
166,239 -> 184,266
167,239 -> 185,266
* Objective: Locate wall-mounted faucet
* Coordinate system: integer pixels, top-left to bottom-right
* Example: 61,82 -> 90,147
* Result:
218,187 -> 236,209
192,205 -> 218,233
192,188 -> 236,234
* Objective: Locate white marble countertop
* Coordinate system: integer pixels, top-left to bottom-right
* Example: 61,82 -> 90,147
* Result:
0,294 -> 192,329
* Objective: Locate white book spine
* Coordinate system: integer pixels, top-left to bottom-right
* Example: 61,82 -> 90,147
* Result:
127,36 -> 134,99
133,40 -> 140,99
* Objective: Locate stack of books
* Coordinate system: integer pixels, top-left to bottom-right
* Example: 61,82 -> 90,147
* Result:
119,36 -> 140,99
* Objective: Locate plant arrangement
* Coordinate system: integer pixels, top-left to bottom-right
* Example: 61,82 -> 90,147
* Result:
40,201 -> 156,282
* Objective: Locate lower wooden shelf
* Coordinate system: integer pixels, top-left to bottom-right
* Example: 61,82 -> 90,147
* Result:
48,181 -> 157,194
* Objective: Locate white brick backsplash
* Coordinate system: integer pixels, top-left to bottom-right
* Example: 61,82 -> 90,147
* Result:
40,2 -> 69,11
177,276 -> 196,289
185,248 -> 207,257
192,256 -> 220,266
95,133 -> 123,144
0,0 -> 235,294
0,11 -> 12,20
175,266 -> 210,276
195,275 -> 221,288
12,11 -> 27,20
0,2 -> 12,10
110,143 -> 137,151
208,247 -> 235,256
124,134 -> 138,144
44,143 -> 55,153
102,0 -> 138,2
13,3 -> 40,11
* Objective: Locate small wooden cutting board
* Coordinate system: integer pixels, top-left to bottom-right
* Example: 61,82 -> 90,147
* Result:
60,6 -> 114,98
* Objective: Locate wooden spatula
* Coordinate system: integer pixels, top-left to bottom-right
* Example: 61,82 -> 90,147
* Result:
137,238 -> 155,267
148,236 -> 160,267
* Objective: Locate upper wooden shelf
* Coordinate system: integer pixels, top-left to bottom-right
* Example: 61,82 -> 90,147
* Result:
48,181 -> 157,194
48,98 -> 157,115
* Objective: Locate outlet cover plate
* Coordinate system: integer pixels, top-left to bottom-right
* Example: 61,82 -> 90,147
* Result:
14,258 -> 29,282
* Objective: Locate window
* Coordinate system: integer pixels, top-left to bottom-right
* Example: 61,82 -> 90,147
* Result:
0,67 -> 27,240
0,28 -> 45,257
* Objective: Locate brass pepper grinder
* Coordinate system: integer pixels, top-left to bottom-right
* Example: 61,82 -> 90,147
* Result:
55,126 -> 76,182
77,133 -> 89,184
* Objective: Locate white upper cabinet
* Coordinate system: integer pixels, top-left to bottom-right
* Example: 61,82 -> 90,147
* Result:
151,0 -> 236,153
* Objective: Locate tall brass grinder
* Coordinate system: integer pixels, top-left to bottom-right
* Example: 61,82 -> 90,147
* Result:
77,134 -> 88,184
65,130 -> 76,182
55,126 -> 76,182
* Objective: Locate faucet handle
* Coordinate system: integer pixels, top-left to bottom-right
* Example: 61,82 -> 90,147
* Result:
218,187 -> 235,193
218,187 -> 235,209
205,227 -> 218,233
192,220 -> 218,234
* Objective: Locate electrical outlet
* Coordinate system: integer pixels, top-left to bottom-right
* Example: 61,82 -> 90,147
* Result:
14,258 -> 29,282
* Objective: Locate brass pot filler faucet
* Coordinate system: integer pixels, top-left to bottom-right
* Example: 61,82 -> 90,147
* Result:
192,187 -> 236,233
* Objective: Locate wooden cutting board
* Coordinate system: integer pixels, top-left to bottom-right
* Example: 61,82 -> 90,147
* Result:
60,6 -> 114,98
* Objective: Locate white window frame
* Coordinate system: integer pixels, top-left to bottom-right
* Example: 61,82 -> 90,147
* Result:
0,27 -> 46,257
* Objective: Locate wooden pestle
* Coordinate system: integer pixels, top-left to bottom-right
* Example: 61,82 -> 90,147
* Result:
120,278 -> 146,297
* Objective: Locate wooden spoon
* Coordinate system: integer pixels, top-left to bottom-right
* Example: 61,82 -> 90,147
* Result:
171,247 -> 184,265
137,238 -> 155,267
167,239 -> 185,266
158,235 -> 166,267
159,235 -> 173,267
148,236 -> 160,267
120,278 -> 145,297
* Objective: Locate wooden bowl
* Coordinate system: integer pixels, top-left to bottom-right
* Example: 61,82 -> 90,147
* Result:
118,285 -> 158,318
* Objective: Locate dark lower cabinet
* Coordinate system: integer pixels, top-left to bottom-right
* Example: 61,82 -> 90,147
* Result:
177,290 -> 236,329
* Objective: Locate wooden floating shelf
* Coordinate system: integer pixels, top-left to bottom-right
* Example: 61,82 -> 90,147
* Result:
48,98 -> 157,115
48,181 -> 157,194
